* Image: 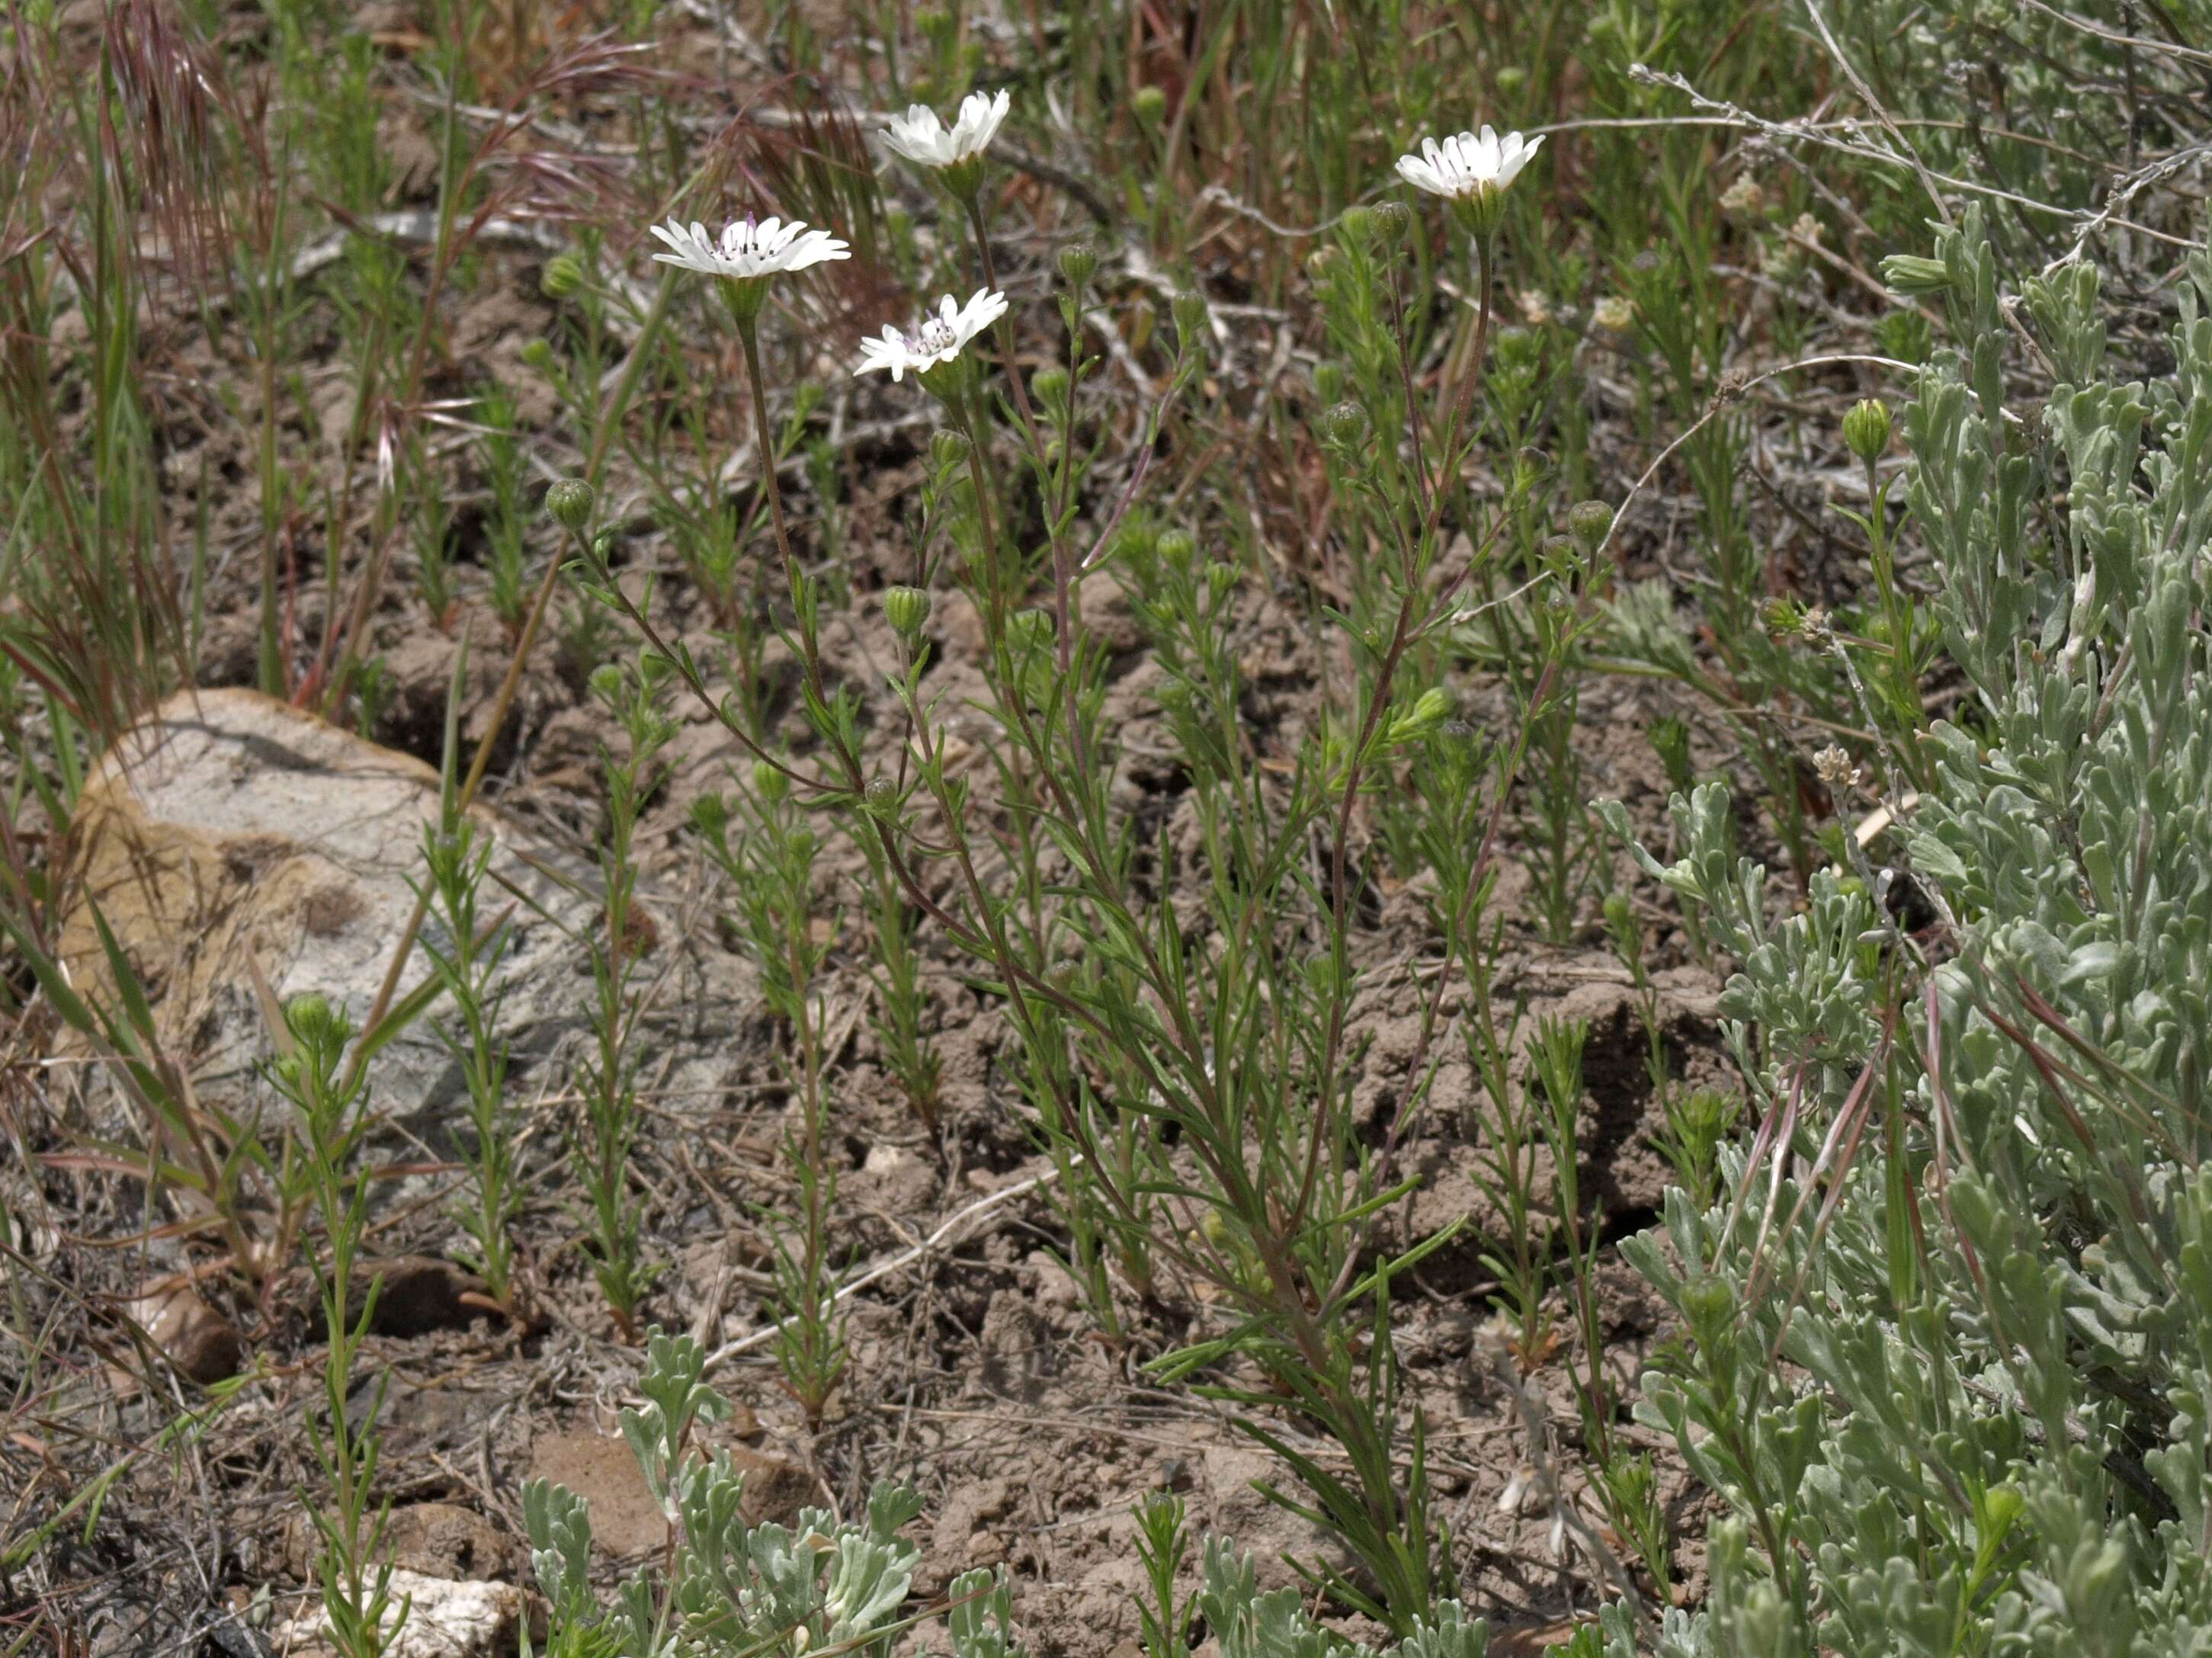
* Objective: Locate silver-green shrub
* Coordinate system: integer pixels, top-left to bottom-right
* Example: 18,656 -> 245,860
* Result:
524,1330 -> 1502,1658
1197,1540 -> 1491,1658
524,1328 -> 1017,1658
1601,208 -> 2212,1653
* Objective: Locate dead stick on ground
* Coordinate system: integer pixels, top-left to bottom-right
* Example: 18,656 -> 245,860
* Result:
702,1160 -> 1076,1373
1478,1322 -> 1649,1626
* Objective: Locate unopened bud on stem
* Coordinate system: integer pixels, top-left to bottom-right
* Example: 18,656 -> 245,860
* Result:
1319,399 -> 1371,451
1172,290 -> 1209,352
1058,242 -> 1098,289
1842,397 -> 1891,465
1567,499 -> 1614,554
546,479 -> 595,532
929,428 -> 970,472
540,252 -> 585,300
883,585 -> 931,639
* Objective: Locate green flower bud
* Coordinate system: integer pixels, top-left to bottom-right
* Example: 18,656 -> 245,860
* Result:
1390,686 -> 1454,744
1156,529 -> 1197,571
930,428 -> 970,473
588,663 -> 624,704
1205,563 -> 1237,605
1371,200 -> 1412,246
1982,1483 -> 2025,1538
883,585 -> 931,638
1842,396 -> 1891,464
1113,521 -> 1159,563
1058,242 -> 1098,289
540,252 -> 586,300
1132,85 -> 1168,124
1172,290 -> 1209,351
1681,1273 -> 1736,1337
1032,365 -> 1070,407
1306,245 -> 1341,283
752,758 -> 789,802
1650,714 -> 1694,793
286,993 -> 336,1047
1319,399 -> 1371,451
1496,66 -> 1528,95
863,775 -> 901,818
1881,253 -> 1951,296
1567,499 -> 1614,553
519,339 -> 557,374
1337,204 -> 1376,249
546,479 -> 595,532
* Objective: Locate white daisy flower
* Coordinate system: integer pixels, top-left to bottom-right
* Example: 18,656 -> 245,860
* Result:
1395,125 -> 1544,202
648,214 -> 851,281
880,89 -> 1011,170
854,289 -> 1008,383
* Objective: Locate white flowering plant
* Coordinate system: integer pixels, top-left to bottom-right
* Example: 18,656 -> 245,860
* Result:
571,98 -> 1577,1631
11,0 -> 2211,1650
880,90 -> 1011,179
853,288 -> 1008,386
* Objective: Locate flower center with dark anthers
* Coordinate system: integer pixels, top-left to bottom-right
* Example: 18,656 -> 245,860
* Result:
913,318 -> 957,355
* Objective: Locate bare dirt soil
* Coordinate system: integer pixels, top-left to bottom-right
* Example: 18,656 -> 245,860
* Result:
19,499 -> 1740,1655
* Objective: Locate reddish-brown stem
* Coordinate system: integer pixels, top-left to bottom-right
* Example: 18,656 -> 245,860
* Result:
1419,238 -> 1496,556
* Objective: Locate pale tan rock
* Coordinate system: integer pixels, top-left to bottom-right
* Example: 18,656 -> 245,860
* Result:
524,1431 -> 667,1558
55,688 -> 600,1156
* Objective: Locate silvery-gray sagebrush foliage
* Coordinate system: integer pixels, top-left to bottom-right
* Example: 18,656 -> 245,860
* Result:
1197,1538 -> 1491,1658
522,1329 -> 1016,1658
524,1331 -> 1503,1658
1600,207 -> 2212,1653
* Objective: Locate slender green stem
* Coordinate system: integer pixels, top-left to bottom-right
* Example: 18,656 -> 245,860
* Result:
345,272 -> 681,1092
